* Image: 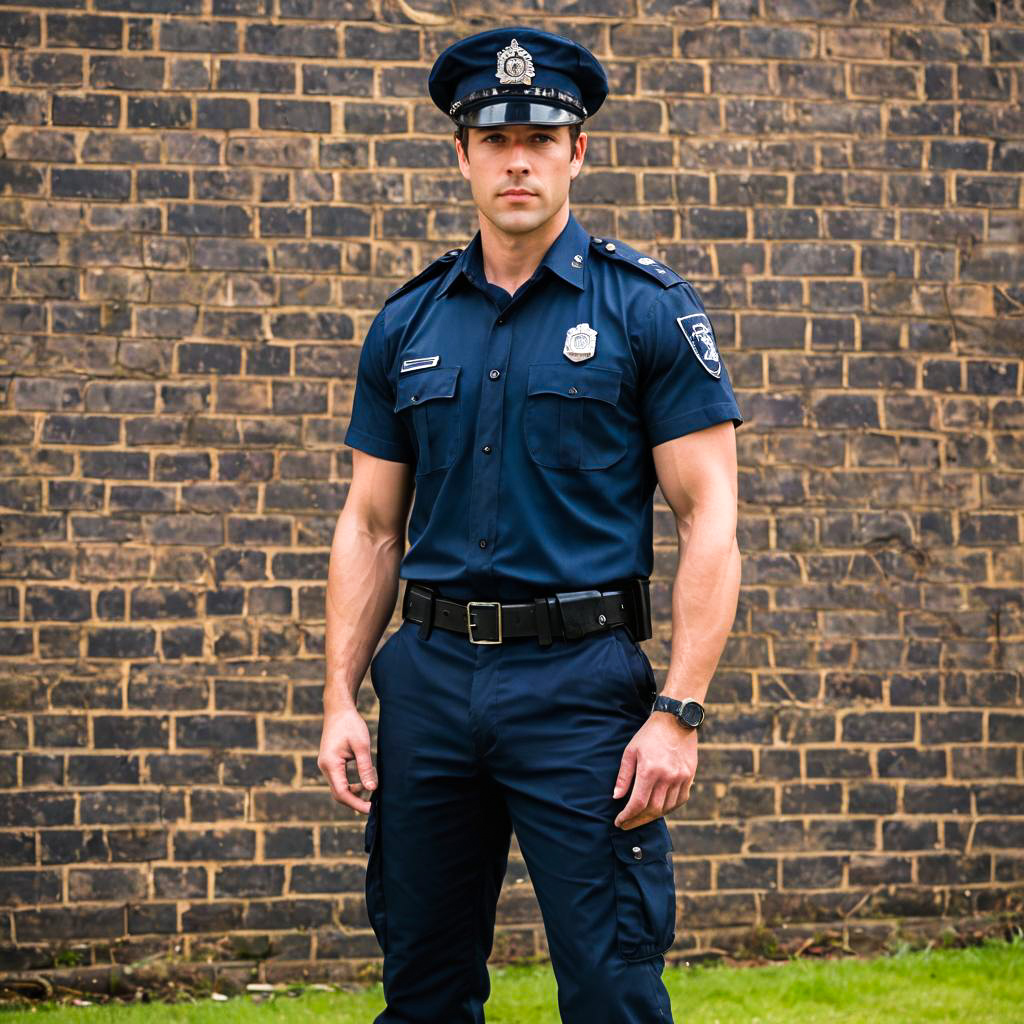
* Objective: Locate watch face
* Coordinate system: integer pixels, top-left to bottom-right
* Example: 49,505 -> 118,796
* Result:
680,701 -> 704,727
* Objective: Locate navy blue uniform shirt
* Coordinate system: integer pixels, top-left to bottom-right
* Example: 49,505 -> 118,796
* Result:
344,211 -> 744,602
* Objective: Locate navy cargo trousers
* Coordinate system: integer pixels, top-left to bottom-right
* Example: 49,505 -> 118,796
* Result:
362,614 -> 676,1023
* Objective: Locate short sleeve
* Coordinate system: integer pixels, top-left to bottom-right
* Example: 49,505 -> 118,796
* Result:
343,309 -> 415,463
636,281 -> 744,448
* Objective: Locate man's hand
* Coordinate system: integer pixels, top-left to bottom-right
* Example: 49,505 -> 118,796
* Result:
317,706 -> 378,814
612,714 -> 697,829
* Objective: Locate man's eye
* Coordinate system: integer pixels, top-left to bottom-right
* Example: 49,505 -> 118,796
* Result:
483,134 -> 503,143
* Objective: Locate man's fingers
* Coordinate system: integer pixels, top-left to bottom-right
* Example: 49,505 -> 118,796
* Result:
321,758 -> 351,803
614,772 -> 653,828
352,742 -> 378,790
323,761 -> 374,814
611,746 -> 637,799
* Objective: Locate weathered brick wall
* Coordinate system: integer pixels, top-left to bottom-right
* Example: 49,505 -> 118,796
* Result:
1,0 -> 1023,984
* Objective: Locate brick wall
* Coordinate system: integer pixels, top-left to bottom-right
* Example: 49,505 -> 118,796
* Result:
2,0 -> 1023,984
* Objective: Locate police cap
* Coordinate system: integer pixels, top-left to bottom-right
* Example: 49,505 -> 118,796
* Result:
428,26 -> 608,128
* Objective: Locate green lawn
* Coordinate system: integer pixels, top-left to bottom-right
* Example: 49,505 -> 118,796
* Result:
6,936 -> 1023,1023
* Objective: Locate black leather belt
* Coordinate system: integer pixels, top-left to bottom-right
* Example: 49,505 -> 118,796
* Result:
401,579 -> 652,647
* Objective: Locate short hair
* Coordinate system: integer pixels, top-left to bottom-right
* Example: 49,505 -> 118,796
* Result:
455,122 -> 583,155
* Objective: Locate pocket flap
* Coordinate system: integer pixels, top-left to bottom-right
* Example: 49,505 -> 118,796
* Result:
610,822 -> 673,863
394,366 -> 460,412
527,363 -> 621,405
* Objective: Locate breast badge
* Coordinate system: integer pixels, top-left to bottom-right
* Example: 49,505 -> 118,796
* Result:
563,322 -> 597,363
676,313 -> 721,378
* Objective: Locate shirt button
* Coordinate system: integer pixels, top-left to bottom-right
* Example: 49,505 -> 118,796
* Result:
479,539 -> 487,549
496,316 -> 505,325
489,369 -> 500,380
568,386 -> 577,395
411,394 -> 419,402
481,445 -> 492,454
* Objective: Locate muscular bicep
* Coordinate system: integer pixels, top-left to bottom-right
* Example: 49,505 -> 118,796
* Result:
345,448 -> 415,542
651,420 -> 738,535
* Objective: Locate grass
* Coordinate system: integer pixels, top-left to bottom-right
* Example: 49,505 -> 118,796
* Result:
4,935 -> 1023,1023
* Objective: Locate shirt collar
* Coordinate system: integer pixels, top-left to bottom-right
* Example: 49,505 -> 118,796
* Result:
437,209 -> 589,299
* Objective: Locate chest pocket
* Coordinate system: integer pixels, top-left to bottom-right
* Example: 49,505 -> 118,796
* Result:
394,366 -> 461,475
524,363 -> 627,470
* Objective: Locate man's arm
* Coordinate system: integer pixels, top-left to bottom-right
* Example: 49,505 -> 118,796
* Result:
612,419 -> 740,828
651,418 -> 741,704
318,449 -> 414,814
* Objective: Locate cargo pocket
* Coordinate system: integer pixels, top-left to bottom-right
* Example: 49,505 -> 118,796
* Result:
610,819 -> 676,961
394,366 -> 461,475
524,363 -> 627,470
364,788 -> 388,953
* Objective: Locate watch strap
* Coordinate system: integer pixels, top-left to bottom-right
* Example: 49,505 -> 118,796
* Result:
651,694 -> 705,728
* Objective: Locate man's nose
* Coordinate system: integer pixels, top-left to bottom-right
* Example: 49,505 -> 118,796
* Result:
506,142 -> 530,173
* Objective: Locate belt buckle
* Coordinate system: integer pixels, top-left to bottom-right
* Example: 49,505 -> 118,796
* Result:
466,601 -> 502,645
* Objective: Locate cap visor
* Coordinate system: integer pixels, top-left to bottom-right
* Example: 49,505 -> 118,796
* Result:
458,101 -> 582,127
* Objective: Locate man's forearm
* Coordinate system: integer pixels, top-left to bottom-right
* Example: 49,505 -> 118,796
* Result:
323,508 -> 404,713
659,509 -> 741,704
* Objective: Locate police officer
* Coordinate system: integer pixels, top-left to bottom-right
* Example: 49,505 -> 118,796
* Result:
317,26 -> 744,1024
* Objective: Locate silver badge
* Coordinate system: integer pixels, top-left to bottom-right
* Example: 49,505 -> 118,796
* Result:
400,355 -> 440,374
496,38 -> 535,86
676,314 -> 721,378
638,257 -> 657,265
563,322 -> 597,363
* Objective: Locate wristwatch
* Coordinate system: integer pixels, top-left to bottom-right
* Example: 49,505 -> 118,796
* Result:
650,694 -> 705,729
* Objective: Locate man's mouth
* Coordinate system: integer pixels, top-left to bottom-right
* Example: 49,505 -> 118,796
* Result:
501,189 -> 536,196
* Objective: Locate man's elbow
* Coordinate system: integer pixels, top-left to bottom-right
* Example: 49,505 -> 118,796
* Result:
672,490 -> 738,547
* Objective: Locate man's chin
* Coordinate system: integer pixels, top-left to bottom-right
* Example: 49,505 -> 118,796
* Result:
486,206 -> 554,235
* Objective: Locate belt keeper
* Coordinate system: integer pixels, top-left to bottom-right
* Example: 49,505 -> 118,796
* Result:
417,587 -> 435,641
533,597 -> 553,647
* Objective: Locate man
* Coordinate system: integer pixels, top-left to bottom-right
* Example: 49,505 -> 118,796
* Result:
317,26 -> 744,1024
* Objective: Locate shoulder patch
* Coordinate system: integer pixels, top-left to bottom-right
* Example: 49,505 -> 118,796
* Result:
385,248 -> 462,305
589,235 -> 684,288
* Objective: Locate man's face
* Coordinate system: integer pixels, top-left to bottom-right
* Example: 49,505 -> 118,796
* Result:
454,122 -> 587,236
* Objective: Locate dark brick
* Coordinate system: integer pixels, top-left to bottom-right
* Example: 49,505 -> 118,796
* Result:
87,627 -> 156,658
178,343 -> 242,374
47,14 -> 123,49
160,19 -> 237,52
127,96 -> 192,128
26,586 -> 90,622
89,55 -> 163,90
217,59 -> 294,92
176,715 -> 258,749
0,12 -> 40,47
246,23 -> 336,57
258,98 -> 331,133
173,829 -> 256,861
168,204 -> 251,237
344,26 -> 418,60
197,97 -> 250,130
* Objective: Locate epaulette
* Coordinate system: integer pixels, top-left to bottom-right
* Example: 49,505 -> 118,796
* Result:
589,235 -> 685,288
384,248 -> 462,304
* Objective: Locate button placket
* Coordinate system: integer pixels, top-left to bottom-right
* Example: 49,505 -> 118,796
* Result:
467,313 -> 511,577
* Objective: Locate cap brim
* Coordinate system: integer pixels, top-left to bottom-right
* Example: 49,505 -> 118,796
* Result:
457,100 -> 583,127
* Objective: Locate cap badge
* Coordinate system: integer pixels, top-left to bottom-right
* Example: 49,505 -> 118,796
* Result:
676,313 -> 721,378
496,38 -> 535,86
563,322 -> 597,363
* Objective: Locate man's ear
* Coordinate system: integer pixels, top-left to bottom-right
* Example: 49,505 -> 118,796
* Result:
570,130 -> 587,180
454,131 -> 471,180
